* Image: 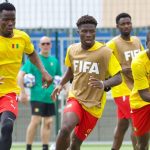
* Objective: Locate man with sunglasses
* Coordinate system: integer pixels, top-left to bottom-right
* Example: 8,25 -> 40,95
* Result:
18,36 -> 62,150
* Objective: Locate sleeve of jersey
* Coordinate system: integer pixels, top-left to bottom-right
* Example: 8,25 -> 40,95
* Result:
108,54 -> 122,76
21,60 -> 32,73
131,61 -> 149,90
65,47 -> 71,67
23,32 -> 34,54
136,37 -> 144,51
106,40 -> 116,53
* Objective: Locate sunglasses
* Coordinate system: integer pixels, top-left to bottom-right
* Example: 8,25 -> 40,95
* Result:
41,42 -> 51,46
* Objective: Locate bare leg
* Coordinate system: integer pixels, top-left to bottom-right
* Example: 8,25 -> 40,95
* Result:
68,131 -> 82,150
41,117 -> 53,144
112,118 -> 129,150
136,132 -> 150,150
56,112 -> 79,150
130,120 -> 138,150
26,115 -> 41,144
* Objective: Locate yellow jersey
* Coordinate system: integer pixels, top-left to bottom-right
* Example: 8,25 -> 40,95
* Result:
107,36 -> 144,98
130,50 -> 150,109
0,29 -> 34,97
65,41 -> 121,118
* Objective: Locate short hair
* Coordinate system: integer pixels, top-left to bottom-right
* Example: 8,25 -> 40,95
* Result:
116,13 -> 131,24
0,2 -> 15,13
76,15 -> 98,28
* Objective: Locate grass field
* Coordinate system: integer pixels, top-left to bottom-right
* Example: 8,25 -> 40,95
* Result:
11,144 -> 132,150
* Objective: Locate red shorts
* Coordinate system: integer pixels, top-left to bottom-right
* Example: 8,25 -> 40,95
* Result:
131,104 -> 150,136
64,98 -> 98,141
114,96 -> 131,119
0,93 -> 18,117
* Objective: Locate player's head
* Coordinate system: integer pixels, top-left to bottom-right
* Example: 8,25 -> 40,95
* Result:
0,2 -> 16,37
116,13 -> 132,37
146,32 -> 150,50
76,15 -> 97,49
39,36 -> 52,55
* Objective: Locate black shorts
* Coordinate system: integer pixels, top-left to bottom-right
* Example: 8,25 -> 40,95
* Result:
30,101 -> 55,117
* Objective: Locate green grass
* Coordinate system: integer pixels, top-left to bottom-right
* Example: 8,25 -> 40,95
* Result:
11,144 -> 132,150
82,144 -> 132,150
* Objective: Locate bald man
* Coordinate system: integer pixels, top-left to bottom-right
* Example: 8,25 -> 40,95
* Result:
18,36 -> 62,150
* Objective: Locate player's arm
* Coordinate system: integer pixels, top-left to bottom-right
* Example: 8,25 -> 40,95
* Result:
103,72 -> 122,88
138,89 -> 150,102
23,32 -> 53,88
132,59 -> 150,102
89,53 -> 122,89
51,46 -> 73,100
104,54 -> 122,88
59,67 -> 73,86
17,70 -> 28,105
28,51 -> 52,88
88,72 -> 121,89
51,67 -> 73,101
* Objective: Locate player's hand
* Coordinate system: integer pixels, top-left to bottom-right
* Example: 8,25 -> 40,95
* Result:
0,76 -> 4,84
88,76 -> 104,89
51,85 -> 63,101
42,70 -> 53,88
19,91 -> 29,105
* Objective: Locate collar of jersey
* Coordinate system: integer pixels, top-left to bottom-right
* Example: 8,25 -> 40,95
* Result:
119,35 -> 133,43
87,41 -> 104,51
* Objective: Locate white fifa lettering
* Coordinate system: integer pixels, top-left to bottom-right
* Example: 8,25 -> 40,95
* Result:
79,60 -> 83,72
89,63 -> 99,74
73,60 -> 99,74
74,60 -> 79,71
83,61 -> 91,72
124,51 -> 131,61
124,49 -> 140,61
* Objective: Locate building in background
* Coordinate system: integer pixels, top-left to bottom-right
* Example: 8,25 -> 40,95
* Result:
4,0 -> 150,28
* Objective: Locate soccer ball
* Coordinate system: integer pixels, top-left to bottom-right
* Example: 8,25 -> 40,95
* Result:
24,73 -> 35,88
54,75 -> 62,86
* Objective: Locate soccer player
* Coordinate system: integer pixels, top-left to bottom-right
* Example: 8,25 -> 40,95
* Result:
51,15 -> 122,150
18,36 -> 62,150
0,2 -> 52,150
130,32 -> 150,150
106,13 -> 144,150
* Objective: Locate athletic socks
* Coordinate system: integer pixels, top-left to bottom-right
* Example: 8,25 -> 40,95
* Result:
26,144 -> 32,150
42,144 -> 49,150
26,144 -> 48,150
